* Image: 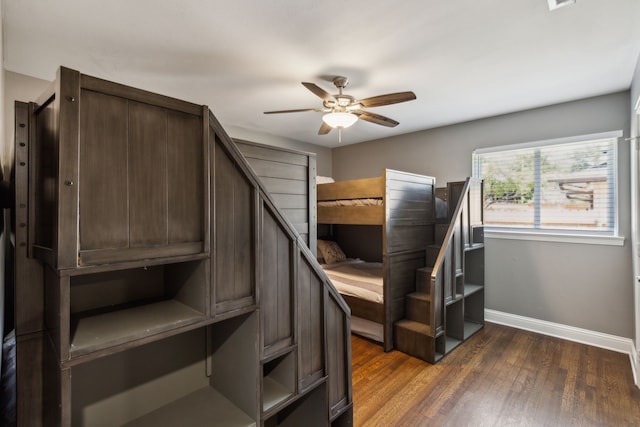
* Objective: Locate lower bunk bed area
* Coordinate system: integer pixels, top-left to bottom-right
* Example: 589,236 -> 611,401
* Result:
319,256 -> 385,343
316,169 -> 437,352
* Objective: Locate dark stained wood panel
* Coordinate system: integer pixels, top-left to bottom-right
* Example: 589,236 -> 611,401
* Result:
235,142 -> 309,167
79,90 -> 129,250
32,98 -> 57,251
297,257 -> 324,390
261,204 -> 293,355
270,194 -> 308,210
258,177 -> 308,195
235,139 -> 316,253
15,101 -> 45,335
244,158 -> 308,181
128,101 -> 168,247
326,294 -> 350,417
213,140 -> 255,312
383,251 -> 426,352
167,110 -> 204,243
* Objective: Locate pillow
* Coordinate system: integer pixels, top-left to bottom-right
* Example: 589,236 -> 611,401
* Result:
317,239 -> 346,264
316,176 -> 335,184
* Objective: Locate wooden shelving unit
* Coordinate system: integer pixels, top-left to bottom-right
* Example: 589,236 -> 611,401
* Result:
395,179 -> 485,363
13,67 -> 352,426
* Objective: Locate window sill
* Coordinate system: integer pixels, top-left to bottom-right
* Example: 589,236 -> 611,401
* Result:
484,229 -> 625,246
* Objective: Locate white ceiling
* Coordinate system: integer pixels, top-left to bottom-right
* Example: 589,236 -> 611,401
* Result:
3,0 -> 640,147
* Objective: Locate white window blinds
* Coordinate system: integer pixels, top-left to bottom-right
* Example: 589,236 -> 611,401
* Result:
473,133 -> 619,234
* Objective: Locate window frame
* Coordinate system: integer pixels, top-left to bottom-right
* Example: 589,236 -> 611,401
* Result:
472,131 -> 624,246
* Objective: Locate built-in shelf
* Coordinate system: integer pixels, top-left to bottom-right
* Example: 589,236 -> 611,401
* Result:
71,325 -> 258,426
463,283 -> 483,297
263,350 -> 296,413
444,337 -> 462,353
124,387 -> 256,427
463,320 -> 483,340
70,299 -> 205,357
65,259 -> 207,360
263,377 -> 294,413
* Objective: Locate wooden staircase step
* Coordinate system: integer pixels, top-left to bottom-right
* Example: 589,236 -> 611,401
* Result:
415,267 -> 433,294
435,223 -> 449,244
426,244 -> 441,268
405,292 -> 431,324
394,320 -> 436,363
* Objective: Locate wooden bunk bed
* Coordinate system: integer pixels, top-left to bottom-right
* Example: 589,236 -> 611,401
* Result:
317,169 -> 436,351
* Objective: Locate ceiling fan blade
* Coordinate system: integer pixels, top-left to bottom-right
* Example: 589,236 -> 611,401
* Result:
318,122 -> 333,135
357,111 -> 399,127
358,91 -> 416,108
263,108 -> 321,114
302,82 -> 337,103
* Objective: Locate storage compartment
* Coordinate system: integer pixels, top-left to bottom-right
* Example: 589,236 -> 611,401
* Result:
464,246 -> 484,287
264,383 -> 327,427
464,289 -> 484,339
70,314 -> 258,426
65,259 -> 207,358
262,350 -> 296,413
29,68 -> 208,269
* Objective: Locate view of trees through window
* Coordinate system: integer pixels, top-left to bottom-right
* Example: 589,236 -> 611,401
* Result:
474,137 -> 615,232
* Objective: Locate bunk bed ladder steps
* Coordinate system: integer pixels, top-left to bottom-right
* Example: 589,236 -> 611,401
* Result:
394,266 -> 439,363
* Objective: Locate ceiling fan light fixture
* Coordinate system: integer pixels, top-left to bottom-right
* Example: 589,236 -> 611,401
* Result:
322,112 -> 358,128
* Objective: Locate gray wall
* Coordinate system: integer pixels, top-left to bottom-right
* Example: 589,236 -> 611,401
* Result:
333,92 -> 633,338
630,54 -> 640,350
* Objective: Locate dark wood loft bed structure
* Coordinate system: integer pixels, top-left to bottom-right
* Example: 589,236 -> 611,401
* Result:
12,67 -> 352,426
317,169 -> 436,352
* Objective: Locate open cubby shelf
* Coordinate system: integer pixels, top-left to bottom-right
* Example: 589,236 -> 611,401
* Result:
463,283 -> 483,297
70,299 -> 205,357
262,350 -> 296,413
71,318 -> 258,427
124,387 -> 256,427
463,320 -> 483,340
64,259 -> 208,360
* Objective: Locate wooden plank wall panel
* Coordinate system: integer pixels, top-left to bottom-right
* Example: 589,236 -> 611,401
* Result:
326,293 -> 350,417
15,101 -> 45,334
167,110 -> 203,243
78,90 -> 129,251
214,141 -> 255,309
297,257 -> 324,390
385,170 -> 435,256
235,140 -> 315,250
245,158 -> 308,181
128,101 -> 168,247
261,205 -> 293,354
32,98 -> 57,251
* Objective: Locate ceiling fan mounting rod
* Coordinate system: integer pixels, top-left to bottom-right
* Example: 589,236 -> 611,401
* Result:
333,76 -> 349,94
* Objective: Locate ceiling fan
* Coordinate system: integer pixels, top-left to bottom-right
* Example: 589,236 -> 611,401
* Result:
264,76 -> 416,140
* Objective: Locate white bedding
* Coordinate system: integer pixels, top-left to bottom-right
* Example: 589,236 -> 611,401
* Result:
321,259 -> 383,303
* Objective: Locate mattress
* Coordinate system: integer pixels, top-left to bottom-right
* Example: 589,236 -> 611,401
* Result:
317,198 -> 383,207
321,259 -> 383,303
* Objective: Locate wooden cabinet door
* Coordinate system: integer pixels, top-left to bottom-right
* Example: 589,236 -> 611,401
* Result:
75,80 -> 206,266
79,90 -> 129,252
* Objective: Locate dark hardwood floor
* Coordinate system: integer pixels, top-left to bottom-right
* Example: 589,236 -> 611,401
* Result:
351,323 -> 640,426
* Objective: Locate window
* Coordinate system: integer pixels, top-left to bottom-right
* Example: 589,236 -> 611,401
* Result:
473,132 -> 620,237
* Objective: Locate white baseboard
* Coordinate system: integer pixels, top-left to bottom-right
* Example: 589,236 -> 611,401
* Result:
485,308 -> 635,361
631,344 -> 639,387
